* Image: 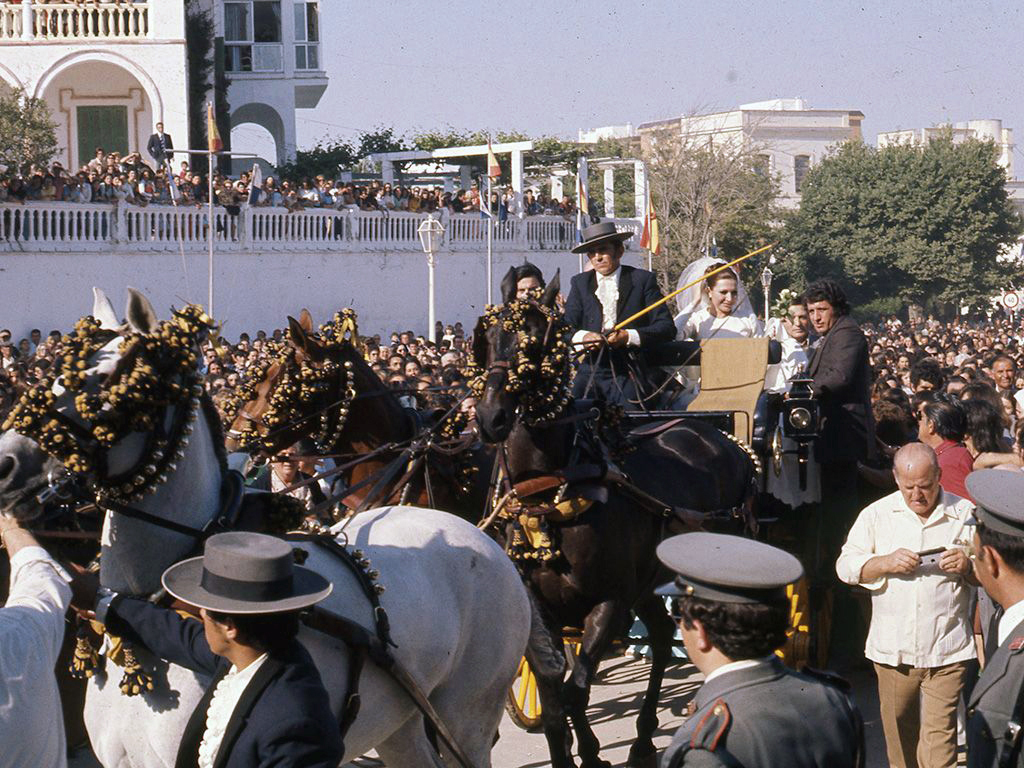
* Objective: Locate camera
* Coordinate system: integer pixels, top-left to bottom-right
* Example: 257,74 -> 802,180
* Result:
781,377 -> 819,440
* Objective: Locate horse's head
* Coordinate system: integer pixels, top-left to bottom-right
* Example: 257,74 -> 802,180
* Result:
474,269 -> 570,443
223,308 -> 359,457
0,287 -> 213,522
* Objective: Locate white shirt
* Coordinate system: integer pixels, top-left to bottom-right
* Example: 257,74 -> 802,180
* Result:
836,489 -> 976,667
998,599 -> 1024,648
677,308 -> 763,342
570,267 -> 641,347
0,546 -> 72,768
702,656 -> 772,685
764,317 -> 809,394
197,653 -> 269,768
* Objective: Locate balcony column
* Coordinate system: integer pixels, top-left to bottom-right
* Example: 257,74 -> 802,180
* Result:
21,0 -> 33,41
603,168 -> 615,218
633,161 -> 646,218
381,160 -> 395,187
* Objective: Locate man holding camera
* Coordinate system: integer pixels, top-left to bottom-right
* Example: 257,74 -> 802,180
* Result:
837,443 -> 975,768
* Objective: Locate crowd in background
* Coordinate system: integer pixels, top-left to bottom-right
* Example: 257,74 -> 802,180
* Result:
0,151 -> 578,218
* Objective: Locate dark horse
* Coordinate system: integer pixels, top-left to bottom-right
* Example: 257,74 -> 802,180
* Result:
223,309 -> 491,520
473,272 -> 757,768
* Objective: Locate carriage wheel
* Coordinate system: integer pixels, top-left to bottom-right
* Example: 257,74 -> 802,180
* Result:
505,639 -> 582,731
776,578 -> 811,668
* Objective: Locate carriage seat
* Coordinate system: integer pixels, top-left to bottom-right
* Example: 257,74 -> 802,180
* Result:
685,338 -> 770,444
647,339 -> 782,367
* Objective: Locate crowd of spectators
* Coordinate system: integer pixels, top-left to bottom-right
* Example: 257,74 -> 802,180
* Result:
0,151 -> 579,218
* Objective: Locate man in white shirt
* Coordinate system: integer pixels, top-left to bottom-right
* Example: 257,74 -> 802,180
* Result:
0,514 -> 73,768
837,442 -> 975,768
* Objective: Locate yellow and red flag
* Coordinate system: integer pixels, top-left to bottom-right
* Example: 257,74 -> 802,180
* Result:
640,186 -> 660,255
207,103 -> 223,153
487,140 -> 500,178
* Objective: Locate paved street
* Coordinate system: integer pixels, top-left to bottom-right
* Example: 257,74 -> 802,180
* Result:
72,654 -> 898,767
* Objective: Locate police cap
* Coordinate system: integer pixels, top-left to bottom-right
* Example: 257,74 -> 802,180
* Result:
655,532 -> 803,604
966,469 -> 1024,537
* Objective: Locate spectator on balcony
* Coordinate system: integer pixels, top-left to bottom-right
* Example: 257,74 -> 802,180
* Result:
137,169 -> 156,205
147,123 -> 174,167
87,148 -> 106,174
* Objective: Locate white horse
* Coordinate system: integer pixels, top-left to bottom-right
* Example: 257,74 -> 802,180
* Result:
0,289 -> 530,767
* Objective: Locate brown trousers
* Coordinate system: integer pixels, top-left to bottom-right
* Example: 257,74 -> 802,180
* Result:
874,660 -> 969,768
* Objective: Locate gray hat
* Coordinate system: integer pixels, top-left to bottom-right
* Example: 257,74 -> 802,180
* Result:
570,221 -> 633,254
161,531 -> 332,614
655,532 -> 803,604
966,469 -> 1024,536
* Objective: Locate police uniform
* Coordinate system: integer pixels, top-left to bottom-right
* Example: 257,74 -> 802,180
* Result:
656,533 -> 864,768
965,470 -> 1024,768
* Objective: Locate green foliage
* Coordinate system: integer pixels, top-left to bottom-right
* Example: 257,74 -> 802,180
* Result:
276,127 -> 406,181
0,88 -> 58,174
777,134 -> 1024,311
185,0 -> 229,174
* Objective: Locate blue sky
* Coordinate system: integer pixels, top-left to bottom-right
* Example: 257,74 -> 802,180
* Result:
265,1 -> 1022,158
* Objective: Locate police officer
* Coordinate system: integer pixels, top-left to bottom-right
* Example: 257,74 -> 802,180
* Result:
657,532 -> 864,768
965,469 -> 1024,768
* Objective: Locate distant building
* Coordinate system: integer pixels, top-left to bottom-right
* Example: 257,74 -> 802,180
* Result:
577,124 -> 636,144
0,0 -> 327,170
635,98 -> 864,209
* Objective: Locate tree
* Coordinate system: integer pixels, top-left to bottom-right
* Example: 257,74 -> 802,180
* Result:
777,134 -> 1024,315
185,0 -> 229,174
642,128 -> 779,292
275,127 -> 408,181
0,88 -> 58,174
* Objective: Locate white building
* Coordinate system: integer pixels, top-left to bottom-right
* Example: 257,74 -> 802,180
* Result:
577,124 -> 636,144
0,0 -> 326,170
877,119 -> 1015,176
636,98 -> 864,209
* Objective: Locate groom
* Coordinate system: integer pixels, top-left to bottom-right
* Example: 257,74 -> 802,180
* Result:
563,221 -> 675,408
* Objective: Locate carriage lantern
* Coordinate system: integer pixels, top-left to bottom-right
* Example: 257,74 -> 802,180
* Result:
417,214 -> 446,344
760,262 -> 774,323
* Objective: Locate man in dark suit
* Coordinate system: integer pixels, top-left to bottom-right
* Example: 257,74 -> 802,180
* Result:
657,532 -> 864,767
76,532 -> 342,768
803,278 -> 875,666
564,221 -> 675,408
147,122 -> 174,167
966,469 -> 1024,768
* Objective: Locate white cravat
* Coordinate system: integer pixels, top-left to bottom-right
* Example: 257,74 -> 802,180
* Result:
595,271 -> 619,332
197,653 -> 269,768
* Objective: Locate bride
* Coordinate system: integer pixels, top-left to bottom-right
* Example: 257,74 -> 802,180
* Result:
674,256 -> 763,340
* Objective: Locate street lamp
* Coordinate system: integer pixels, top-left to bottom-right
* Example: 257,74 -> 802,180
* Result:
417,214 -> 445,343
760,261 -> 774,323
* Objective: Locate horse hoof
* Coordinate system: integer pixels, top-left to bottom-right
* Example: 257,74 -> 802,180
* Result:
627,747 -> 658,768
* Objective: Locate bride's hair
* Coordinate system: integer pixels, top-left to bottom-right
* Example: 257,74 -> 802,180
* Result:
703,266 -> 738,291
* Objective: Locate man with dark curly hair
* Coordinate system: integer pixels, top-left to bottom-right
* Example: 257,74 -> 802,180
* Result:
656,532 -> 864,767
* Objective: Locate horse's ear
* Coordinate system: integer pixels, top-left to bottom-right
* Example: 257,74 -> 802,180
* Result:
125,287 -> 157,334
92,287 -> 119,330
298,308 -> 314,333
471,317 -> 489,369
288,315 -> 325,362
499,267 -> 518,305
540,270 -> 560,309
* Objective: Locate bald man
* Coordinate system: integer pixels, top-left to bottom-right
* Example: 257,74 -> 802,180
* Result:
837,443 -> 976,768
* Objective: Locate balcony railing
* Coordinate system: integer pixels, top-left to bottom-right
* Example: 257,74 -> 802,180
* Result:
0,203 -> 642,255
0,0 -> 148,42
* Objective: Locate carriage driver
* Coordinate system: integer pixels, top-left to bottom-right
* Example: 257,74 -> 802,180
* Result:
71,531 -> 343,768
656,532 -> 864,768
564,221 -> 675,408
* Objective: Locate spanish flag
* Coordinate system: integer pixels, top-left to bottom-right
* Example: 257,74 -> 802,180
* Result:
487,140 -> 500,178
207,103 -> 223,153
640,186 -> 660,255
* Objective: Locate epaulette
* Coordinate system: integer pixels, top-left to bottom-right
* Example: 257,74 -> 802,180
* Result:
689,698 -> 731,751
1009,637 -> 1024,653
800,665 -> 853,693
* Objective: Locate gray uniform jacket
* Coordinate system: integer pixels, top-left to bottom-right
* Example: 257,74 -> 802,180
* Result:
660,657 -> 863,768
968,617 -> 1024,768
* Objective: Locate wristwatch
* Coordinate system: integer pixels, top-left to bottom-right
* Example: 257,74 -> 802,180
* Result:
94,587 -> 119,625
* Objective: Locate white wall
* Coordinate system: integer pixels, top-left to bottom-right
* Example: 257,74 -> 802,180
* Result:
0,247 -> 642,341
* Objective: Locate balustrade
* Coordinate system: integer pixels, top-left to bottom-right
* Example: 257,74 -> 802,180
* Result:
0,3 -> 20,39
0,202 -> 641,256
0,1 -> 148,41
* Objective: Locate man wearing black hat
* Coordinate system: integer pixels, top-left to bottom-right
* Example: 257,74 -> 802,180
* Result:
965,469 -> 1024,768
74,531 -> 342,768
564,220 -> 675,408
656,532 -> 864,767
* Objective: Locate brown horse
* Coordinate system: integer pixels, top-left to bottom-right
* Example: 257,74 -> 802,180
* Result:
223,310 -> 491,520
473,273 -> 757,768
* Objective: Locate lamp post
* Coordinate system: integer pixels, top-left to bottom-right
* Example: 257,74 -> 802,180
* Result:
417,214 -> 445,344
760,262 -> 774,323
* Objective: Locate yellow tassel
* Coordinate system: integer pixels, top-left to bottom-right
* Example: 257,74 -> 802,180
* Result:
68,624 -> 100,680
118,644 -> 154,696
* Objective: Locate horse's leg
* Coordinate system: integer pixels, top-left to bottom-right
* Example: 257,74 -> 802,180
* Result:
565,599 -> 629,768
526,594 -> 575,768
626,591 -> 675,768
375,713 -> 447,768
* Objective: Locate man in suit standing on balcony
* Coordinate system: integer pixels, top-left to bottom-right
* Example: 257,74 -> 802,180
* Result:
564,221 -> 675,409
147,122 -> 174,168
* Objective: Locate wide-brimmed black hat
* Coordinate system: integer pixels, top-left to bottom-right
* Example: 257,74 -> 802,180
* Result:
162,531 -> 332,614
570,221 -> 634,254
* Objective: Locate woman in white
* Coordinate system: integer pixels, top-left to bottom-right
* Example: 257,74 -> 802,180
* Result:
674,258 -> 763,341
